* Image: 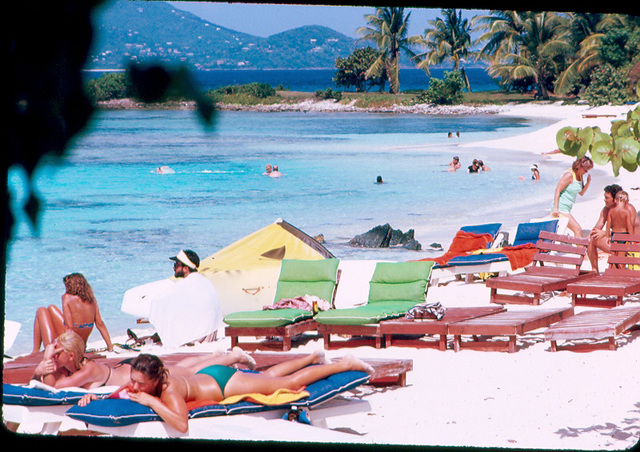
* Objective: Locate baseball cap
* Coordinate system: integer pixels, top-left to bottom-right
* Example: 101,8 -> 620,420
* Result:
170,249 -> 200,270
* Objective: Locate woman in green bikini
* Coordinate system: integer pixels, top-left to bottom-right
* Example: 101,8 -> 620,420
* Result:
79,352 -> 374,433
552,156 -> 593,238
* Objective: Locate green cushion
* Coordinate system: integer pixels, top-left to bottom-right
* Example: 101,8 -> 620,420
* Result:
224,258 -> 339,328
316,301 -> 416,326
274,258 -> 339,303
224,309 -> 313,328
368,261 -> 433,304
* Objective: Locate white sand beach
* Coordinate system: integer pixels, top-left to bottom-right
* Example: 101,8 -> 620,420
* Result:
7,102 -> 640,449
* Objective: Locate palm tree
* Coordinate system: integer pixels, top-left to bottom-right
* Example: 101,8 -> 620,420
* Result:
472,10 -> 572,99
356,7 -> 422,94
555,13 -> 626,95
416,9 -> 474,91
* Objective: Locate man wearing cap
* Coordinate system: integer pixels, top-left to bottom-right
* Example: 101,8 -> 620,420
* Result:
147,249 -> 223,348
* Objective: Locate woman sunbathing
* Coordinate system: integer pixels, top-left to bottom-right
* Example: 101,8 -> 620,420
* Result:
32,331 -> 256,389
79,351 -> 374,433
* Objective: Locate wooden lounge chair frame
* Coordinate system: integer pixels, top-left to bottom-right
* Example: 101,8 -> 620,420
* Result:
486,231 -> 593,305
379,306 -> 506,350
225,270 -> 341,351
448,307 -> 575,353
316,261 -> 434,350
567,233 -> 640,308
544,306 -> 640,351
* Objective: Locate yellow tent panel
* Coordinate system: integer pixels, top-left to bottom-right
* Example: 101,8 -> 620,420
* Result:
199,219 -> 335,316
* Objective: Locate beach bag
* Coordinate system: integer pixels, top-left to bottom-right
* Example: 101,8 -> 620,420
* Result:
406,301 -> 446,320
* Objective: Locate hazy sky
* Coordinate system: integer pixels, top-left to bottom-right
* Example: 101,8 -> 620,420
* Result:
167,2 -> 486,39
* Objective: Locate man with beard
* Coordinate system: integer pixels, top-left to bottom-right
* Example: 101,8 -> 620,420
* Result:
147,250 -> 223,347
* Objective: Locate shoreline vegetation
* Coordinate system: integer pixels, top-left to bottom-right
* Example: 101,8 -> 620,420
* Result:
97,90 -> 572,115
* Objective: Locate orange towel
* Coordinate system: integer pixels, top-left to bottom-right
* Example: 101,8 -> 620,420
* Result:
499,243 -> 538,270
421,230 -> 494,266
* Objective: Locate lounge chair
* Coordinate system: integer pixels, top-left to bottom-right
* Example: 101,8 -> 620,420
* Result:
566,233 -> 640,308
431,220 -> 559,284
544,305 -> 640,351
223,258 -> 340,351
315,260 -> 434,349
449,306 -> 574,352
485,231 -> 593,305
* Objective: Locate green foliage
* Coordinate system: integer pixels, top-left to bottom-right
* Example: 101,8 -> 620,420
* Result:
334,47 -> 385,92
212,82 -> 276,99
582,64 -> 637,105
314,88 -> 342,101
556,105 -> 640,176
85,72 -> 134,103
420,70 -> 465,105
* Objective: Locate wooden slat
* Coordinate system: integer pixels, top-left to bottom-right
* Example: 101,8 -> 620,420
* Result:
544,307 -> 640,347
539,231 -> 590,245
536,241 -> 588,255
535,253 -> 584,266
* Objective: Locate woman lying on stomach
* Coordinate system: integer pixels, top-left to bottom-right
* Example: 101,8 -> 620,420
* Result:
32,331 -> 256,389
79,351 -> 374,433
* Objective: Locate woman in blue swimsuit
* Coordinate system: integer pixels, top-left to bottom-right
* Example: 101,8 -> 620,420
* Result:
80,351 -> 374,433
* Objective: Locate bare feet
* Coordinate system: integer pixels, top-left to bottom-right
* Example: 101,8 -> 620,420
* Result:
310,349 -> 329,365
341,354 -> 374,374
232,346 -> 256,370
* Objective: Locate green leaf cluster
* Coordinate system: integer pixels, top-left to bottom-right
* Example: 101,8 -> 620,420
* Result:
556,105 -> 640,176
419,70 -> 465,105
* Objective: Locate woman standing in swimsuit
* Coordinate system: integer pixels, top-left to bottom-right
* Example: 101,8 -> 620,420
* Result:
33,331 -> 257,389
32,273 -> 113,353
551,156 -> 593,238
80,352 -> 374,433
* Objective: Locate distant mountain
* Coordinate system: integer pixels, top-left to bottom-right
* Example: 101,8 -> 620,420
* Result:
88,1 -> 363,70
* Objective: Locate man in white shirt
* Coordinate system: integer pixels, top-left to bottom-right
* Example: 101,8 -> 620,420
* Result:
148,249 -> 223,348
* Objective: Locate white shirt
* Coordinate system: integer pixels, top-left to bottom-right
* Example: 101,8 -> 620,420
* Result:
148,272 -> 223,348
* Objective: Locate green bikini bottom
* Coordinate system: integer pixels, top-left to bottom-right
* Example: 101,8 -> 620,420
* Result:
196,365 -> 238,397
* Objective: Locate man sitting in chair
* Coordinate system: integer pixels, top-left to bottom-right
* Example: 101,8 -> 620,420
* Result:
148,250 -> 223,347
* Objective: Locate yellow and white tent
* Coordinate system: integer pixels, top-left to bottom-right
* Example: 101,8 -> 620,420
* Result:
121,219 -> 334,318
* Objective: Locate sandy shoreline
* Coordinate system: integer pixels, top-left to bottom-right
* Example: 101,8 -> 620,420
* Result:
7,101 -> 640,448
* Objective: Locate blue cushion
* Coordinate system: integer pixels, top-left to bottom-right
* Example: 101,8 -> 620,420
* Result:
444,253 -> 509,267
3,383 -> 87,406
66,369 -> 370,427
512,220 -> 558,246
460,223 -> 502,244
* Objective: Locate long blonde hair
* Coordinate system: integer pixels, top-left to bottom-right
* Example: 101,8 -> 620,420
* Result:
56,331 -> 86,369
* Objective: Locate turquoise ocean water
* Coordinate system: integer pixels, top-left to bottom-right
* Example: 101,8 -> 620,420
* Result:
4,109 -> 609,355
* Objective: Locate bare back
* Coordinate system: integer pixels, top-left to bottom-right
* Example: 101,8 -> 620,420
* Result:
61,293 -> 97,342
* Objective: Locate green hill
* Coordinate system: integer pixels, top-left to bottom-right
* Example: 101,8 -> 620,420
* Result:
88,1 -> 362,70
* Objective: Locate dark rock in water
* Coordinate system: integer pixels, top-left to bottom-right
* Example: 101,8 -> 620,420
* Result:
349,224 -> 421,249
402,239 -> 422,251
429,242 -> 443,250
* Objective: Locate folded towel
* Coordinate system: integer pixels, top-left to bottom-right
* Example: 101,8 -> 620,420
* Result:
263,295 -> 331,311
406,301 -> 446,320
186,388 -> 310,410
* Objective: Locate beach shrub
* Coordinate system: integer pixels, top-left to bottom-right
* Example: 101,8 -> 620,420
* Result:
582,65 -> 636,106
315,88 -> 342,101
421,70 -> 465,105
